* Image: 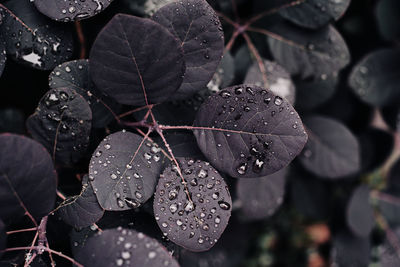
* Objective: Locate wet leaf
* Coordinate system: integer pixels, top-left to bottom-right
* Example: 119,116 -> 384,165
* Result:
193,84 -> 307,178
49,59 -> 119,128
0,0 -> 74,70
299,116 -> 360,178
152,0 -> 224,99
34,0 -> 114,22
153,158 -> 232,252
75,228 -> 180,267
236,168 -> 286,221
346,185 -> 374,237
280,0 -> 351,29
89,14 -> 185,106
26,88 -> 92,165
0,134 -> 57,222
57,175 -> 104,229
244,59 -> 296,105
89,131 -> 165,211
349,48 -> 400,107
267,22 -> 350,79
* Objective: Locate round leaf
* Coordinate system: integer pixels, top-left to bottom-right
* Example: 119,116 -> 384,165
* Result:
346,185 -> 374,237
152,0 -> 224,99
57,175 -> 104,229
26,88 -> 92,165
0,0 -> 74,70
34,0 -> 114,22
89,14 -> 185,106
49,59 -> 119,128
89,131 -> 165,211
348,48 -> 400,107
153,158 -> 232,252
193,84 -> 308,178
279,0 -> 351,29
74,228 -> 180,267
299,115 -> 360,178
0,134 -> 57,222
267,22 -> 350,79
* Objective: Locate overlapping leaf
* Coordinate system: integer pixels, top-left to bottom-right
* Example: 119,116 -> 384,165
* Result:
89,14 -> 185,106
0,134 -> 57,222
193,84 -> 307,178
152,0 -> 225,99
0,0 -> 73,70
346,185 -> 374,237
26,88 -> 92,165
89,131 -> 165,211
154,158 -> 232,252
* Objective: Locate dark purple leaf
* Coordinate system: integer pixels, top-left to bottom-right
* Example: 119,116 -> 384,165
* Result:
331,230 -> 370,267
0,0 -> 73,70
56,175 -> 104,229
348,48 -> 400,107
34,0 -> 114,22
0,219 -> 5,257
376,0 -> 400,41
153,158 -> 232,252
49,59 -> 119,128
193,84 -> 307,178
0,39 -> 6,77
89,131 -> 165,211
236,168 -> 286,221
162,131 -> 204,159
267,22 -> 350,79
299,115 -> 360,178
380,227 -> 400,267
207,51 -> 235,93
152,0 -> 224,99
89,14 -> 185,106
26,88 -> 92,165
244,59 -> 296,105
75,228 -> 180,267
346,185 -> 374,237
0,134 -> 57,222
279,0 -> 351,29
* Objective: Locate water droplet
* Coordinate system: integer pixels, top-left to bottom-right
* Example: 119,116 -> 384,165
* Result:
197,169 -> 208,178
148,251 -> 156,259
104,143 -> 111,150
218,201 -> 231,210
111,173 -> 117,179
274,96 -> 283,106
237,163 -> 247,175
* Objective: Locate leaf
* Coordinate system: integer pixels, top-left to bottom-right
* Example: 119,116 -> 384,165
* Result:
380,228 -> 400,267
33,0 -> 114,22
26,88 -> 92,165
348,48 -> 400,107
376,0 -> 400,41
74,228 -> 180,267
244,59 -> 296,105
153,158 -> 232,252
89,14 -> 185,106
152,0 -> 224,99
57,175 -> 104,229
193,84 -> 308,178
0,39 -> 6,78
267,22 -> 350,79
299,116 -> 360,178
279,0 -> 351,29
236,168 -> 286,221
89,131 -> 165,211
0,0 -> 74,70
49,59 -> 119,128
161,131 -> 204,159
207,51 -> 235,93
346,185 -> 374,237
0,134 -> 57,222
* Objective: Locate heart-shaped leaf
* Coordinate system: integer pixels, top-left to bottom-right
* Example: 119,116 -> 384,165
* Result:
0,134 -> 57,223
56,175 -> 104,229
348,48 -> 400,107
152,0 -> 224,99
267,22 -> 350,79
49,59 -> 119,128
244,59 -> 296,105
279,0 -> 351,29
193,84 -> 307,178
346,185 -> 374,237
34,0 -> 114,22
0,0 -> 74,70
89,131 -> 165,211
89,14 -> 185,106
236,168 -> 286,221
26,88 -> 92,165
299,115 -> 360,178
74,228 -> 180,267
153,158 -> 232,252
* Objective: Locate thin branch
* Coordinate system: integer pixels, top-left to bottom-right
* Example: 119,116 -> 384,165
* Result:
242,32 -> 268,87
75,21 -> 86,59
225,30 -> 240,52
6,227 -> 37,235
118,105 -> 156,119
215,11 -> 238,27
